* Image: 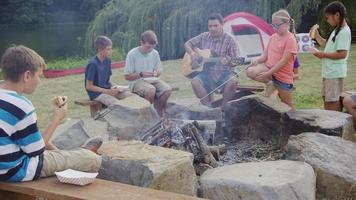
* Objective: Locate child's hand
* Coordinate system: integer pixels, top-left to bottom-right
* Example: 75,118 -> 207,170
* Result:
142,71 -> 154,77
306,47 -> 324,58
107,88 -> 120,96
153,70 -> 158,77
112,85 -> 128,92
52,101 -> 67,123
251,59 -> 259,66
306,47 -> 319,54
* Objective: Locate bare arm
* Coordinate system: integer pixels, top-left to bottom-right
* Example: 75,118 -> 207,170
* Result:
314,31 -> 326,48
252,49 -> 268,65
255,51 -> 293,80
314,50 -> 348,60
268,51 -> 292,74
86,79 -> 111,94
42,103 -> 67,150
184,41 -> 196,56
86,79 -> 120,96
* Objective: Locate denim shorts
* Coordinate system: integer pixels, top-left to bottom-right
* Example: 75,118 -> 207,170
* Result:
272,76 -> 293,91
194,71 -> 236,93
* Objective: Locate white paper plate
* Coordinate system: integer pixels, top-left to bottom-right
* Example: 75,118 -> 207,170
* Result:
55,169 -> 98,186
143,77 -> 159,83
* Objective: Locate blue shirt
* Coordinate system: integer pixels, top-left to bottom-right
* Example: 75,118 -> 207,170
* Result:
0,88 -> 45,182
85,56 -> 112,100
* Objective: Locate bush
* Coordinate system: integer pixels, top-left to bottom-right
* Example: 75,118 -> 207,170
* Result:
46,48 -> 124,70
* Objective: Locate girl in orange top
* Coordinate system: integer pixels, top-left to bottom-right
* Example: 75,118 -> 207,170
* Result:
246,9 -> 298,110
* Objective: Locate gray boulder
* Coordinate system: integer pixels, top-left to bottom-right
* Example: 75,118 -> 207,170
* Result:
200,160 -> 316,200
285,109 -> 355,141
223,95 -> 291,146
167,98 -> 223,121
50,118 -> 109,149
98,140 -> 197,196
96,95 -> 160,140
50,95 -> 161,149
284,132 -> 356,199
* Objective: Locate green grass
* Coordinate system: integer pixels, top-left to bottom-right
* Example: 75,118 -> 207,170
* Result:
45,48 -> 124,70
26,44 -> 356,130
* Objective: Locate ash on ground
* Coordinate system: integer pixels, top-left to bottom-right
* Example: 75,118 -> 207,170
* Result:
217,139 -> 285,166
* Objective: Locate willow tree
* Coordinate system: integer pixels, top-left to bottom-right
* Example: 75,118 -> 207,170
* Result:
85,0 -> 352,60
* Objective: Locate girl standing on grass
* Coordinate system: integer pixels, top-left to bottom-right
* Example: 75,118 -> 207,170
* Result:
246,9 -> 298,110
308,1 -> 351,111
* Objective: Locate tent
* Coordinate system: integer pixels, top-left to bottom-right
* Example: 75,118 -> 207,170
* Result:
223,12 -> 274,63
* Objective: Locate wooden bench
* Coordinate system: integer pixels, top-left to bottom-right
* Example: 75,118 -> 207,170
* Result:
74,99 -> 105,118
0,177 -> 204,200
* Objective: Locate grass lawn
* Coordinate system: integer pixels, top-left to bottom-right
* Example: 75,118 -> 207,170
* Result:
28,44 -> 356,130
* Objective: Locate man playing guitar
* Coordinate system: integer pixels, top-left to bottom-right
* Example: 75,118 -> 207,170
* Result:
184,13 -> 240,107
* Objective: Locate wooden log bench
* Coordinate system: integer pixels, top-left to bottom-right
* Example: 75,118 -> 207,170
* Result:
0,177 -> 204,200
74,99 -> 105,118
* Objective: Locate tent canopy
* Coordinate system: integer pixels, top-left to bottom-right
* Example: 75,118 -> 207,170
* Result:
224,12 -> 274,62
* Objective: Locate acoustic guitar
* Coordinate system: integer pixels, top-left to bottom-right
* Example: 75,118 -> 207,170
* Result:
181,48 -> 245,78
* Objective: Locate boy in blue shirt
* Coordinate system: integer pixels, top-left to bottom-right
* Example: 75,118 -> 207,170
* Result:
0,45 -> 101,182
85,36 -> 131,106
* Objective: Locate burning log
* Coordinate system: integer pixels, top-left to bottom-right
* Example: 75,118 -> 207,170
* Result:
207,144 -> 226,161
181,122 -> 218,168
138,119 -> 223,168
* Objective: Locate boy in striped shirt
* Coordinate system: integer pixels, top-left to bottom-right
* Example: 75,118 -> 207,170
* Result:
0,45 -> 101,182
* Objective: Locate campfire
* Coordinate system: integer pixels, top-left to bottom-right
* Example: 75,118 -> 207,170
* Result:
139,96 -> 286,175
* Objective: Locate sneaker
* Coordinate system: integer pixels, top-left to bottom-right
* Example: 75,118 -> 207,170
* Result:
82,137 -> 103,153
264,81 -> 276,97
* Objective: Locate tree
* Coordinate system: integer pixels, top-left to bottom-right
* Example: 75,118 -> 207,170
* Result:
84,0 -> 353,59
0,0 -> 52,24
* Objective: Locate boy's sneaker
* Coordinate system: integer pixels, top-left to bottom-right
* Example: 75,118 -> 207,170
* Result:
82,137 -> 103,153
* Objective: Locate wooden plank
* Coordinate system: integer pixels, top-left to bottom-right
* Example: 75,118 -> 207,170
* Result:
0,177 -> 204,200
0,190 -> 35,200
236,84 -> 264,92
74,100 -> 101,106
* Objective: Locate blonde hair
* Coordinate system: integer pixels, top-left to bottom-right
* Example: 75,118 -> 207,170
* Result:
141,30 -> 158,45
272,9 -> 296,35
1,45 -> 46,82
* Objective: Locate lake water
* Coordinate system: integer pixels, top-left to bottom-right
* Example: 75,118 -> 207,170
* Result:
0,23 -> 89,61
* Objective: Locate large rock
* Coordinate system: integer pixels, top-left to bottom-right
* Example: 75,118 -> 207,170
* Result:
98,140 -> 197,196
96,95 -> 160,140
200,160 -> 316,200
223,95 -> 291,146
285,109 -> 355,141
51,95 -> 161,149
50,118 -> 110,149
284,132 -> 356,199
167,98 -> 223,121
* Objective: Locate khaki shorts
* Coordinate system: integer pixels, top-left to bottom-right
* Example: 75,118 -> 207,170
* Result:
132,79 -> 171,98
321,78 -> 344,102
40,149 -> 101,178
95,91 -> 134,106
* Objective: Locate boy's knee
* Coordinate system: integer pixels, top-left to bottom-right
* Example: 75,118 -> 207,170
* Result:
343,96 -> 353,106
246,68 -> 255,78
191,79 -> 202,88
145,88 -> 156,101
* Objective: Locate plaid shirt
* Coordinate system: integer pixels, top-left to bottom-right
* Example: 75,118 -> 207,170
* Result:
187,32 -> 239,81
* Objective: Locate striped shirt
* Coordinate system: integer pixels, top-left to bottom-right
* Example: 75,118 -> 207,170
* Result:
0,88 -> 44,182
187,32 -> 239,82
